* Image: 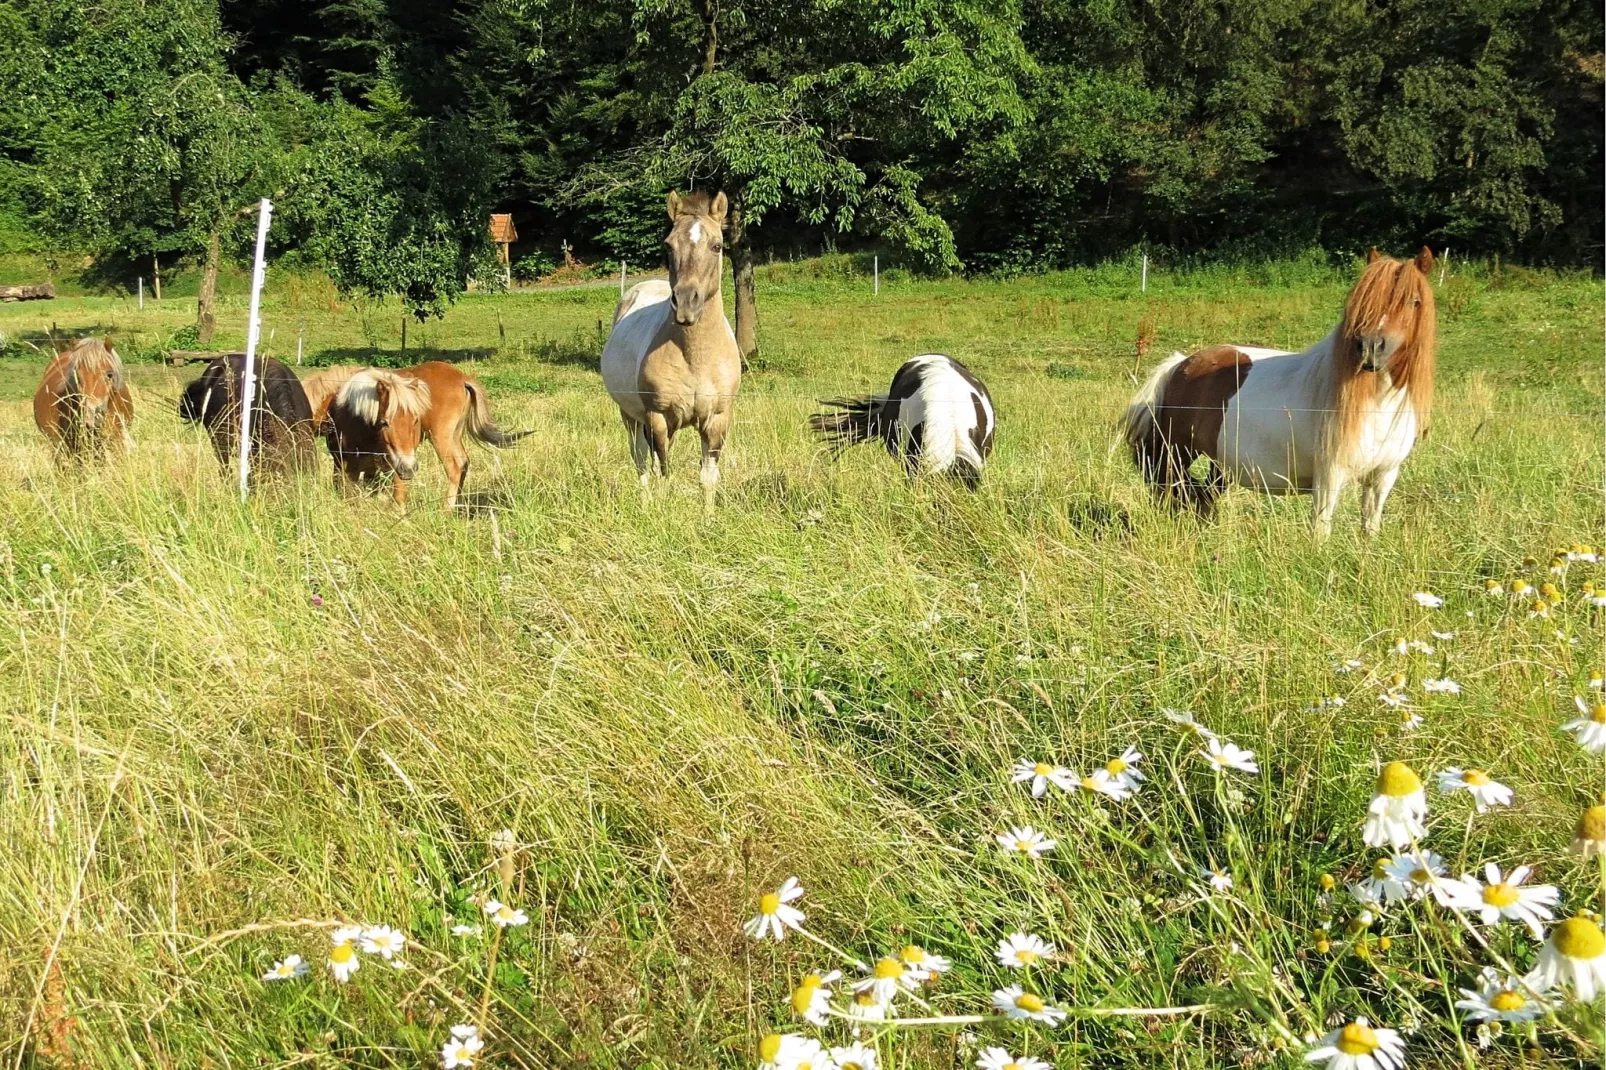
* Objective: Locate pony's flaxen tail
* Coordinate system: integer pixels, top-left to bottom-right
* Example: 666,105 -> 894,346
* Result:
1118,351 -> 1189,462
463,381 -> 531,448
809,395 -> 888,455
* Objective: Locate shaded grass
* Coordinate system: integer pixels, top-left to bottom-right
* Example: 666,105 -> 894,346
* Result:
0,258 -> 1601,1067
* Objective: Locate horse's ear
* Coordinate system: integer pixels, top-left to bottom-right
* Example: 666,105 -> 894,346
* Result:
1414,246 -> 1434,275
102,335 -> 115,353
709,191 -> 728,225
1367,247 -> 1381,263
667,190 -> 682,221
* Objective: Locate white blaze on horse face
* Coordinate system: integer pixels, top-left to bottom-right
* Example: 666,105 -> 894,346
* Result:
690,221 -> 703,245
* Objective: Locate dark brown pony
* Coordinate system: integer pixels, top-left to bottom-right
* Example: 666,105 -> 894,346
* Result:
33,337 -> 133,459
179,354 -> 318,479
324,361 -> 529,510
1120,248 -> 1436,537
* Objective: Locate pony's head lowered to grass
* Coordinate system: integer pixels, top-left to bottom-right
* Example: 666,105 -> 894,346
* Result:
664,190 -> 728,327
335,369 -> 432,480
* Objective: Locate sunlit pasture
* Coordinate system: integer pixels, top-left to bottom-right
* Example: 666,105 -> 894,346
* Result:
0,255 -> 1601,1067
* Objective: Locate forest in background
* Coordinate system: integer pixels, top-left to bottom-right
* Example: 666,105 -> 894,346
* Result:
0,0 -> 1599,346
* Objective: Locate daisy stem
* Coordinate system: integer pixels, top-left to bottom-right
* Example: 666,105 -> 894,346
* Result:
477,923 -> 503,1030
793,925 -> 870,973
1454,808 -> 1474,877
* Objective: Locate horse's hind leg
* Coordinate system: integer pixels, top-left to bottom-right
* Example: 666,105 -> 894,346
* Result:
624,416 -> 652,489
644,413 -> 672,479
440,441 -> 469,511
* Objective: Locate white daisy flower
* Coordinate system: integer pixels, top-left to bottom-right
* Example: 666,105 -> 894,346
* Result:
1413,592 -> 1444,609
488,829 -> 516,851
1381,851 -> 1450,904
1590,671 -> 1605,690
1429,630 -> 1456,641
483,900 -> 529,929
976,1049 -> 1050,1070
360,925 -> 406,960
991,985 -> 1067,1025
1454,966 -> 1551,1024
1335,658 -> 1364,674
1569,544 -> 1600,563
1435,768 -> 1512,812
898,944 -> 950,979
1377,691 -> 1409,709
758,1033 -> 828,1070
844,988 -> 888,1022
1363,762 -> 1428,849
1348,879 -> 1384,909
743,877 -> 805,941
789,969 -> 841,1025
857,956 -> 920,1006
1202,738 -> 1259,774
1389,637 -> 1410,656
1407,640 -> 1435,655
1103,746 -> 1145,792
1011,759 -> 1075,798
441,1024 -> 484,1069
1396,710 -> 1424,733
1308,697 -> 1348,711
1584,585 -> 1606,609
263,954 -> 308,981
1482,579 -> 1504,597
995,932 -> 1055,969
1562,697 -> 1606,752
1440,864 -> 1559,939
1078,767 -> 1132,800
1537,916 -> 1606,1001
1199,865 -> 1233,892
831,1042 -> 879,1070
1421,678 -> 1461,695
1303,1017 -> 1406,1070
451,923 -> 481,937
1571,805 -> 1606,858
997,826 -> 1056,858
1355,857 -> 1412,905
328,926 -> 362,983
1509,579 -> 1535,599
1162,708 -> 1217,740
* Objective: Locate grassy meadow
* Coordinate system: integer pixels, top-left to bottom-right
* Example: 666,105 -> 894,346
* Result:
0,253 -> 1602,1068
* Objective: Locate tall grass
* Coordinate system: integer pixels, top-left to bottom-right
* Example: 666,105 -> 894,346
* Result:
0,260 -> 1600,1067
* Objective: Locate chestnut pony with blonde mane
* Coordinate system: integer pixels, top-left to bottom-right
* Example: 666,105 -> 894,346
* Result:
33,337 -> 133,460
1121,247 -> 1436,537
322,360 -> 528,510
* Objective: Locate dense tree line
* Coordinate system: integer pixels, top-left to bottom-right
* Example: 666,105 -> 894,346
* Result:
0,0 -> 1598,348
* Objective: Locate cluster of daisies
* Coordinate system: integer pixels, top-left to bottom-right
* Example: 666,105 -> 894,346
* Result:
1480,544 -> 1606,619
744,874 -> 1072,1070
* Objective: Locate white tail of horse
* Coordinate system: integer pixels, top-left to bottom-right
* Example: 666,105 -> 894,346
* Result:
1118,351 -> 1189,452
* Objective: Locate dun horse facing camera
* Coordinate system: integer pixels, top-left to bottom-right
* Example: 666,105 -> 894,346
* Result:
1121,247 -> 1437,538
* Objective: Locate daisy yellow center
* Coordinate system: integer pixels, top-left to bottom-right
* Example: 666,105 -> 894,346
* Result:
330,944 -> 355,965
873,957 -> 904,980
1552,917 -> 1606,959
1580,805 -> 1606,841
1015,949 -> 1040,964
496,906 -> 515,921
842,1063 -> 866,1070
1033,762 -> 1052,776
798,1061 -> 814,1070
759,1035 -> 783,1062
1335,1022 -> 1380,1056
759,893 -> 780,915
1391,673 -> 1407,688
1411,868 -> 1432,882
1081,776 -> 1098,791
1003,1064 -> 1022,1070
1485,580 -> 1500,589
791,979 -> 822,1013
900,945 -> 926,964
1482,882 -> 1520,908
1015,839 -> 1033,851
1014,992 -> 1046,1013
1371,859 -> 1388,879
1592,704 -> 1606,725
1106,758 -> 1128,775
1489,990 -> 1526,1012
1462,769 -> 1491,786
853,991 -> 877,1007
1377,761 -> 1421,797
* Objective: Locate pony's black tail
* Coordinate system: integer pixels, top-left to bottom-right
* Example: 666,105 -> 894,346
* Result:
809,395 -> 888,455
463,380 -> 532,448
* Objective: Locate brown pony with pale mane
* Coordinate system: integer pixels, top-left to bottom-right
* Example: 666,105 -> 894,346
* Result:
33,337 -> 133,460
1121,247 -> 1436,537
323,360 -> 529,510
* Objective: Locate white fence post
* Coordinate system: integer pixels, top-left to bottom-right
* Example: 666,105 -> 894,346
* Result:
873,255 -> 879,295
237,198 -> 274,501
1439,247 -> 1449,286
620,259 -> 626,297
137,277 -> 143,310
1141,253 -> 1148,293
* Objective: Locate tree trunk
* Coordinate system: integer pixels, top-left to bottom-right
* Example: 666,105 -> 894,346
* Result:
152,252 -> 162,301
729,190 -> 757,358
197,229 -> 221,345
698,0 -> 718,74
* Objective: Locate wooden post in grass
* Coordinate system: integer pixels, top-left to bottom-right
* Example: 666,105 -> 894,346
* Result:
152,254 -> 161,301
237,198 -> 273,501
401,316 -> 407,356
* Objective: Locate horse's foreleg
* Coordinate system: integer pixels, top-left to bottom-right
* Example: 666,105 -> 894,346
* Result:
1360,467 -> 1400,537
644,413 -> 672,479
698,412 -> 731,515
1311,467 -> 1348,540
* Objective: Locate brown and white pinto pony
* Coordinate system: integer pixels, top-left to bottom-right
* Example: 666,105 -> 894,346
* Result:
600,190 -> 741,512
33,337 -> 133,460
1121,247 -> 1436,538
323,360 -> 528,510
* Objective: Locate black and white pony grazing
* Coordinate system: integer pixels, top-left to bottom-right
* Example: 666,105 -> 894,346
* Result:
810,354 -> 996,488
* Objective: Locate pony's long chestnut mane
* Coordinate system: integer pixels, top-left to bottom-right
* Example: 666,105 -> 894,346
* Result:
336,369 -> 431,425
64,337 -> 124,393
1327,253 -> 1436,465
